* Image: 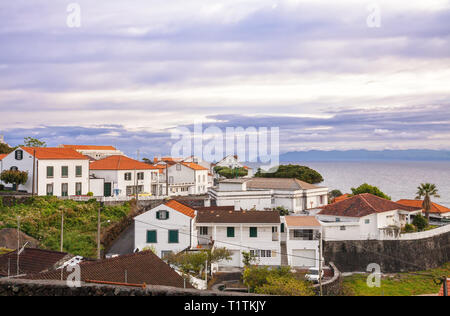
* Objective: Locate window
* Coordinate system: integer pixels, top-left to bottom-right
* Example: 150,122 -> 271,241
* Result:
168,230 -> 179,243
46,184 -> 53,196
203,175 -> 206,182
227,227 -> 235,238
61,166 -> 68,178
200,227 -> 208,235
340,226 -> 346,231
293,229 -> 314,240
15,150 -> 23,160
250,250 -> 272,258
124,173 -> 132,181
76,166 -> 82,177
169,176 -> 174,184
75,183 -> 82,195
10,166 -> 18,171
249,227 -> 258,238
272,227 -> 278,233
137,172 -> 144,180
365,219 -> 370,224
176,164 -> 181,171
281,223 -> 285,233
61,183 -> 68,197
156,210 -> 169,220
336,218 -> 341,222
47,166 -> 54,178
146,230 -> 157,243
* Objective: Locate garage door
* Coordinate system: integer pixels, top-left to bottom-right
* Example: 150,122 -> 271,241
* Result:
220,250 -> 240,268
292,250 -> 316,267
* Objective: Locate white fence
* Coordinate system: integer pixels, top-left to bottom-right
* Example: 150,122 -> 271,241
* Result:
397,224 -> 450,240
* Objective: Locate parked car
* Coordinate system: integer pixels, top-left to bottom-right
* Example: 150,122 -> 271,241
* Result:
305,267 -> 324,283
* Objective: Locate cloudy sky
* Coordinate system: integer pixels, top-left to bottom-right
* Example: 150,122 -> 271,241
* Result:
0,0 -> 449,158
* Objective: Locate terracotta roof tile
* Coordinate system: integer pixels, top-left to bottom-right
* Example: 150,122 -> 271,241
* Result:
285,216 -> 321,227
23,251 -> 190,288
61,145 -> 117,151
165,200 -> 196,218
396,199 -> 450,214
197,209 -> 280,224
181,162 -> 209,171
0,248 -> 70,277
0,154 -> 7,160
21,147 -> 89,160
318,194 -> 422,218
90,155 -> 158,171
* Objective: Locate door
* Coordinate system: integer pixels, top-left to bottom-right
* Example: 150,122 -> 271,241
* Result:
292,249 -> 316,268
104,182 -> 112,197
219,250 -> 240,268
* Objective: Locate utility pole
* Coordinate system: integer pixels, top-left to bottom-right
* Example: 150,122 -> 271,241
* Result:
97,201 -> 104,260
60,207 -> 64,252
205,259 -> 208,285
443,276 -> 448,296
31,149 -> 36,196
16,217 -> 20,276
318,231 -> 323,296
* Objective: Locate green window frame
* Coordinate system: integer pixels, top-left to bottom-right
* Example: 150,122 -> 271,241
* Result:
76,166 -> 82,177
146,230 -> 157,243
227,227 -> 235,238
168,230 -> 179,243
47,166 -> 54,178
249,227 -> 258,238
61,166 -> 69,178
281,223 -> 285,233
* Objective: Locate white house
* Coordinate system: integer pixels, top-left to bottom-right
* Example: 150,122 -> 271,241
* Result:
194,206 -> 281,269
317,193 -> 422,241
209,178 -> 329,213
396,199 -> 450,221
154,161 -> 210,196
214,155 -> 254,178
89,155 -> 160,197
134,200 -> 196,258
0,147 -> 90,196
59,145 -> 125,161
283,216 -> 321,269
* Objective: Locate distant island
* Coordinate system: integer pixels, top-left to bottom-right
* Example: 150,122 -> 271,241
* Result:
280,149 -> 450,162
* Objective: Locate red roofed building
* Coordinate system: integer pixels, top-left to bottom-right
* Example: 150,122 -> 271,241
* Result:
317,194 -> 422,241
396,199 -> 450,221
59,144 -> 125,161
0,147 -> 90,196
89,155 -> 160,197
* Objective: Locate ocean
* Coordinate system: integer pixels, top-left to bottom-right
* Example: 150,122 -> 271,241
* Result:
296,161 -> 450,208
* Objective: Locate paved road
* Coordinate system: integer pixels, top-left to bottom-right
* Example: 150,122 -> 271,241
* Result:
106,224 -> 135,256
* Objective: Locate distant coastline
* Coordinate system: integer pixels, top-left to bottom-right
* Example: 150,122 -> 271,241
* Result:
280,149 -> 450,162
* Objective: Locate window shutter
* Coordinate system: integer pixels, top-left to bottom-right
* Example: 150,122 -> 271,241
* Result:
250,227 -> 258,238
156,211 -> 160,219
281,223 -> 285,233
166,211 -> 169,220
147,231 -> 157,243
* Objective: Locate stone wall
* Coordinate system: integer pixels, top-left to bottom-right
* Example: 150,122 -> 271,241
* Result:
313,262 -> 342,296
324,231 -> 450,273
0,278 -> 255,296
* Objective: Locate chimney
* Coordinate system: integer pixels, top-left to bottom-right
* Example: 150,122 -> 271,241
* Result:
234,200 -> 241,211
204,198 -> 211,208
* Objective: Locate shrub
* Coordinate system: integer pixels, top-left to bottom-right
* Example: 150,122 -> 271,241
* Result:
87,192 -> 94,196
243,266 -> 292,292
413,214 -> 428,232
276,206 -> 290,216
255,275 -> 315,296
403,224 -> 415,233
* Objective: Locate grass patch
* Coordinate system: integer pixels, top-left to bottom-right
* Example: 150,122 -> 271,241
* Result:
0,196 -> 132,258
342,262 -> 450,296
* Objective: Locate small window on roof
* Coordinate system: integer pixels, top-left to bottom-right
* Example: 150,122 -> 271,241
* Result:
15,150 -> 23,160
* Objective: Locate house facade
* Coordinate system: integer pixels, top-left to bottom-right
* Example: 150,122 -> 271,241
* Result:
1,147 -> 90,196
317,194 -> 422,240
134,200 -> 195,258
59,145 -> 125,161
283,216 -> 321,269
209,178 -> 329,213
214,155 -> 253,178
89,155 -> 159,197
396,199 -> 450,221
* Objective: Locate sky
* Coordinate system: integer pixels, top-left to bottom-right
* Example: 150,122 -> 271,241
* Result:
0,0 -> 449,159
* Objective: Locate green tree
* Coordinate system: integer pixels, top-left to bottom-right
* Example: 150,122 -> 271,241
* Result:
255,276 -> 315,296
416,183 -> 440,221
0,170 -> 28,191
329,189 -> 343,200
214,166 -> 248,179
412,214 -> 428,232
351,183 -> 391,200
255,164 -> 323,184
276,206 -> 290,216
243,266 -> 292,292
0,143 -> 13,154
23,137 -> 46,147
242,251 -> 258,267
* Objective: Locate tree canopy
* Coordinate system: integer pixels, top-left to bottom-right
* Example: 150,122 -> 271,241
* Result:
0,170 -> 28,189
0,143 -> 14,155
255,164 -> 324,184
351,183 -> 391,200
214,166 -> 248,179
416,183 -> 440,221
23,137 -> 46,148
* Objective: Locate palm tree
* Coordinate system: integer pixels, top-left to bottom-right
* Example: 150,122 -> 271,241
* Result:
416,183 -> 440,221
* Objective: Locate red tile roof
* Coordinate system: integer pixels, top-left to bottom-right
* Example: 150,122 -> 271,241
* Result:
90,155 -> 158,171
0,154 -> 7,160
21,147 -> 89,160
61,145 -> 117,151
0,248 -> 70,277
196,209 -> 280,224
165,200 -> 196,218
285,216 -> 321,227
318,193 -> 422,218
24,251 -> 191,289
396,199 -> 450,214
181,162 -> 209,171
333,194 -> 351,203
438,279 -> 449,296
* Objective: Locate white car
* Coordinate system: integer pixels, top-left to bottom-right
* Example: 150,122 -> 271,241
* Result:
305,268 -> 324,283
